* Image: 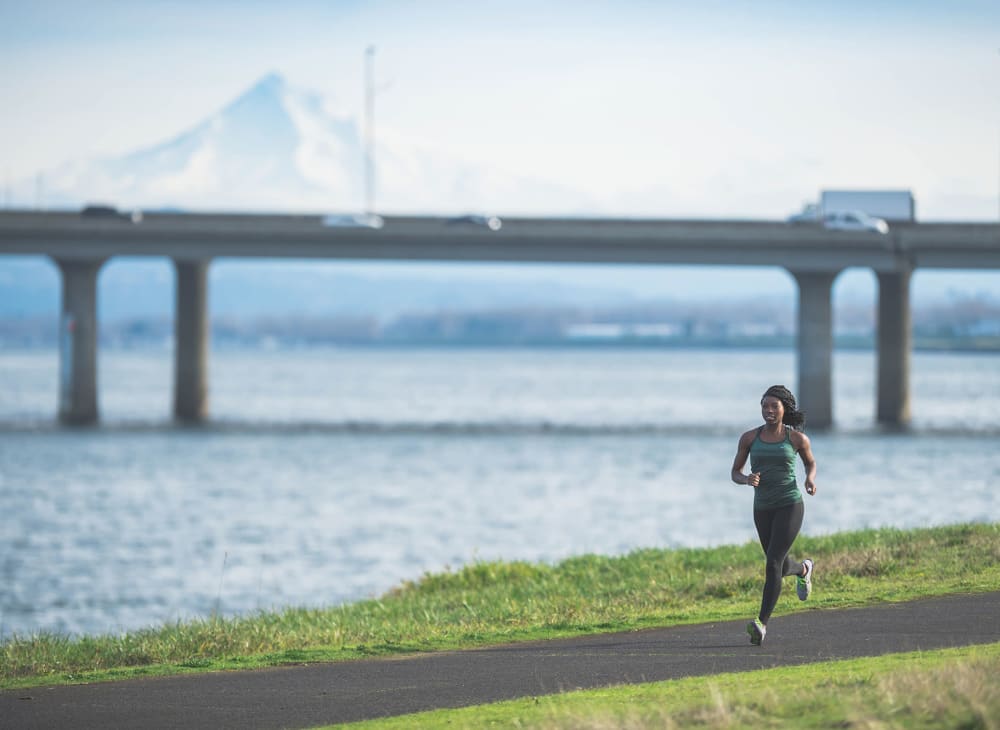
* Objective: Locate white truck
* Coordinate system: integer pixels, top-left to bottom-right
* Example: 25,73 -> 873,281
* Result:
788,189 -> 916,223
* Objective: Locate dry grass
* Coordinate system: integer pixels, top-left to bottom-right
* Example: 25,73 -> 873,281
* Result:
854,659 -> 1000,730
522,651 -> 1000,730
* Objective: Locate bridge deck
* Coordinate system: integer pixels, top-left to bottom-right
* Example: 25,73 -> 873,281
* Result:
2,211 -> 998,271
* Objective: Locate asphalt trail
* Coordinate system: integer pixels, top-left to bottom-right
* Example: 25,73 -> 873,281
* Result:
4,592 -> 999,730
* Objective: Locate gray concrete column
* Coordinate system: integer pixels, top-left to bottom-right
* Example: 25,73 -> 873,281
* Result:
876,268 -> 912,427
790,270 -> 838,430
174,259 -> 210,422
54,257 -> 105,425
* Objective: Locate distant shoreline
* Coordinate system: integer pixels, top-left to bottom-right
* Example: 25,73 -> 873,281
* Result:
2,338 -> 1000,353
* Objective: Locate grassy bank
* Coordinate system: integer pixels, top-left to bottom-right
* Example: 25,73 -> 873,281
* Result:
3,522 -> 998,689
336,643 -> 1000,730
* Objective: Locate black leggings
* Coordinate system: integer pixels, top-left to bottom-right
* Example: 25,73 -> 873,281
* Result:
753,500 -> 805,624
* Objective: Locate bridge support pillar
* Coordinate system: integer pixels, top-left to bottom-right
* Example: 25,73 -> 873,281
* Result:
790,270 -> 838,430
173,259 -> 210,423
876,268 -> 912,428
54,257 -> 105,426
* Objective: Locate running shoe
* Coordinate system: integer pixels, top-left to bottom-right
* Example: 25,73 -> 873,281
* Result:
746,618 -> 766,646
797,558 -> 814,601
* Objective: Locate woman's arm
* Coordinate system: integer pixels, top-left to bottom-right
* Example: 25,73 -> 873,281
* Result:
794,431 -> 818,495
731,430 -> 759,486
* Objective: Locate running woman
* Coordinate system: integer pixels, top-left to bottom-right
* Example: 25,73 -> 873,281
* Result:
730,385 -> 818,645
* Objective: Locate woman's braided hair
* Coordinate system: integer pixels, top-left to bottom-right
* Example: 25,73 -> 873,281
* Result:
762,385 -> 806,429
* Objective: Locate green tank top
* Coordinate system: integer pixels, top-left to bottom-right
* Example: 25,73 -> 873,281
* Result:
749,427 -> 802,510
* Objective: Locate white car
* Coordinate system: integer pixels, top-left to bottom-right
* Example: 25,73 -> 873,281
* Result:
822,210 -> 889,234
321,213 -> 384,229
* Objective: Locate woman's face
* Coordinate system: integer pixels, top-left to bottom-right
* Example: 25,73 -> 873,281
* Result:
761,395 -> 785,425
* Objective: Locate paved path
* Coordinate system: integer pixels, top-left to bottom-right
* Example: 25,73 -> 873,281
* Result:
4,592 -> 999,730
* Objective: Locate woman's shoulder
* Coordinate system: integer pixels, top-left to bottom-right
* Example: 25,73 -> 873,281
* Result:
739,426 -> 761,444
789,428 -> 810,449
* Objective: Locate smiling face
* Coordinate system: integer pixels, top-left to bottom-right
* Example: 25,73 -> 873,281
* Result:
761,395 -> 785,425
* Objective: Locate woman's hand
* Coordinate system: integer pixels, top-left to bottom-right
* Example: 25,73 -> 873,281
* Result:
747,472 -> 761,487
805,479 -> 817,495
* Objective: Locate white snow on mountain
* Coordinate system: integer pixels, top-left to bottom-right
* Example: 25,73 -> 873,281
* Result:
12,73 -> 592,215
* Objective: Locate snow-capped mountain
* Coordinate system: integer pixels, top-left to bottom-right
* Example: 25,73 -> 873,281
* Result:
17,73 -> 590,215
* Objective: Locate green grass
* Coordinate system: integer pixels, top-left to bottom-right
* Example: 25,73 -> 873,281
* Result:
331,643 -> 1000,730
2,522 -> 998,689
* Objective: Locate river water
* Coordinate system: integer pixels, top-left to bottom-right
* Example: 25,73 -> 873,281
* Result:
1,347 -> 998,638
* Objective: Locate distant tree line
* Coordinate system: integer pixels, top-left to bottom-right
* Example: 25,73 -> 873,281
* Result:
1,297 -> 998,351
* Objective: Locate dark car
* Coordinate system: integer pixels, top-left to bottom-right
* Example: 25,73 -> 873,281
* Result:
81,204 -> 143,223
446,214 -> 502,231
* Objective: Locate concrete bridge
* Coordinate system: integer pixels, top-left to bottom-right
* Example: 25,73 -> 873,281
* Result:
1,210 -> 998,428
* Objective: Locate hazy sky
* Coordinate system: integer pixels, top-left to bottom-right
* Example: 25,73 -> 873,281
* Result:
2,0 -> 1000,221
2,0 -> 999,302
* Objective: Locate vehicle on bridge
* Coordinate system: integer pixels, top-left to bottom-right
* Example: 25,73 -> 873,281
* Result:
81,203 -> 143,223
789,189 -> 914,224
321,213 -> 384,229
446,214 -> 502,231
787,203 -> 821,223
821,210 -> 889,234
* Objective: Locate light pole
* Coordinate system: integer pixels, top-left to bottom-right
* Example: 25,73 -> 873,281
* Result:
364,45 -> 376,218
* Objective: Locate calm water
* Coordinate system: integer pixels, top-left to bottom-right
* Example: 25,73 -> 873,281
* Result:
1,347 -> 998,638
